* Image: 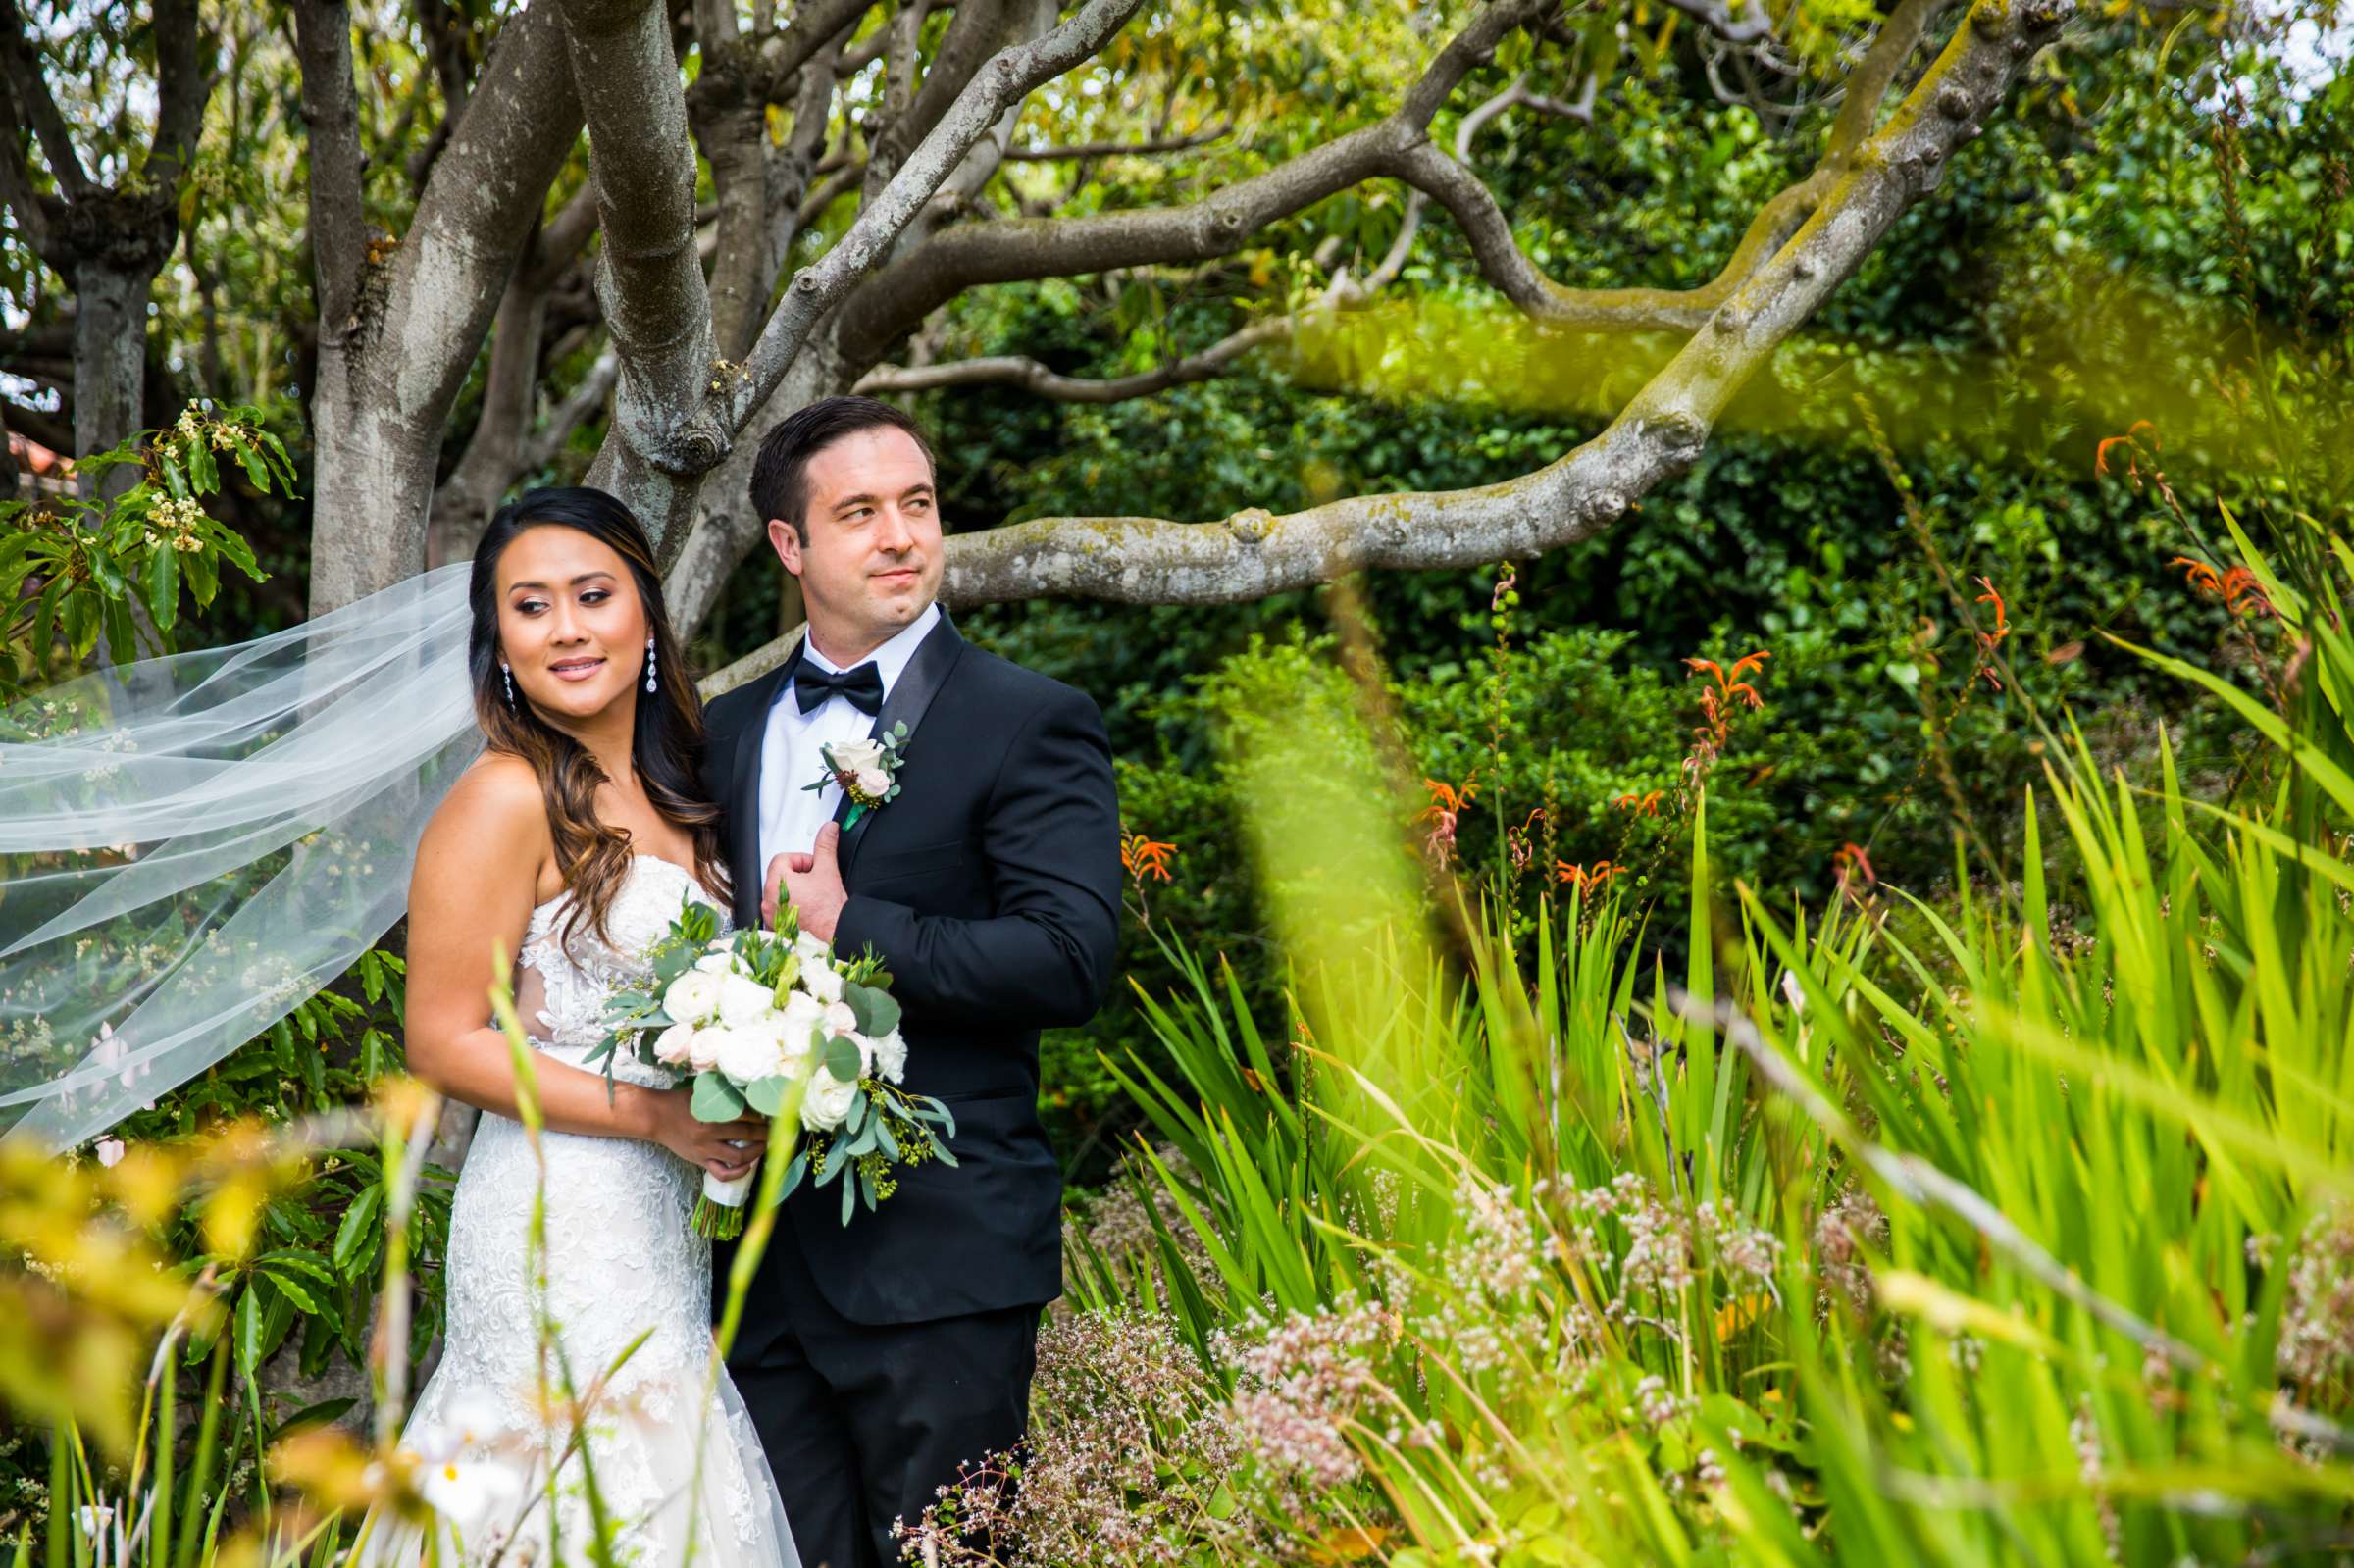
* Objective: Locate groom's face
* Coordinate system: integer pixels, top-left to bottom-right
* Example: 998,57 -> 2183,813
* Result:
769,426 -> 943,655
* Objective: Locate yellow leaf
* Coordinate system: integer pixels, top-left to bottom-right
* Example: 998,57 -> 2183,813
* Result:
1308,1526 -> 1390,1563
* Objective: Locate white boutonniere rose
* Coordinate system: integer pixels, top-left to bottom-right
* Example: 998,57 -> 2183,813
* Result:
805,721 -> 913,829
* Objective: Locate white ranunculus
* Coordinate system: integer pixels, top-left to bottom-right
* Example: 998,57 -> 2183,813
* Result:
716,972 -> 777,1030
828,737 -> 886,776
694,949 -> 738,975
716,1024 -> 787,1086
869,1027 -> 907,1085
652,1021 -> 696,1066
793,929 -> 832,968
823,1000 -> 859,1038
801,960 -> 844,1004
663,969 -> 723,1026
801,1068 -> 860,1132
687,1026 -> 731,1075
853,766 -> 893,799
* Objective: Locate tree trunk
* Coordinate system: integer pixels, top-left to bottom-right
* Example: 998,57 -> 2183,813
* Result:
72,264 -> 149,502
306,335 -> 446,614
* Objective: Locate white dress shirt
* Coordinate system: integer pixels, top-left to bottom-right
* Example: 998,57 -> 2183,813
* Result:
756,602 -> 941,871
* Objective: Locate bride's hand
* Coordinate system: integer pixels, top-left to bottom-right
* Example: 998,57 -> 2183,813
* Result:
640,1087 -> 771,1179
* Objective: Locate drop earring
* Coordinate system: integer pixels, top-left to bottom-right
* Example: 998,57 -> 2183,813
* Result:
500,661 -> 516,707
644,634 -> 658,694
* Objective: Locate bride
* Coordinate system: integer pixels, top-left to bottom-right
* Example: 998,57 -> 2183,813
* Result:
359,487 -> 799,1566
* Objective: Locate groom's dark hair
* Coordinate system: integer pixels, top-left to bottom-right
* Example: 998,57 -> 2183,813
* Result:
751,395 -> 938,543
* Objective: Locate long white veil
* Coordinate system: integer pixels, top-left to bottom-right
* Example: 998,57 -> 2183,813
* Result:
0,565 -> 483,1149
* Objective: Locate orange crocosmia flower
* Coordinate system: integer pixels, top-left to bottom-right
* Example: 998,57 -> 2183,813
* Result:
1613,789 -> 1663,816
1833,842 -> 1876,888
1972,577 -> 2009,641
1419,776 -> 1477,820
1119,830 -> 1177,884
2169,555 -> 2223,597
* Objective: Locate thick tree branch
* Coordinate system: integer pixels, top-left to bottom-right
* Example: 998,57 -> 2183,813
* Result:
708,0 -> 2073,689
0,0 -> 91,201
148,0 -> 209,184
694,0 -> 782,359
0,71 -> 59,256
292,0 -> 370,331
855,315 -> 1287,400
1002,123 -> 1232,160
555,0 -> 723,481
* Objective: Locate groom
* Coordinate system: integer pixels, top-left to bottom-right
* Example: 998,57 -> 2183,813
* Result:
704,396 -> 1123,1568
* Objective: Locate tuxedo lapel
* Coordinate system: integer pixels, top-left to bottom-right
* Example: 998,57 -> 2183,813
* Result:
730,643 -> 803,930
835,612 -> 965,880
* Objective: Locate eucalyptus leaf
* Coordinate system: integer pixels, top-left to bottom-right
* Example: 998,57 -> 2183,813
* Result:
743,1076 -> 788,1116
824,1035 -> 862,1082
691,1073 -> 747,1122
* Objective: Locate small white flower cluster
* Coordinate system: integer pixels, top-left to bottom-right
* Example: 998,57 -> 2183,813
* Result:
653,928 -> 905,1134
142,494 -> 209,552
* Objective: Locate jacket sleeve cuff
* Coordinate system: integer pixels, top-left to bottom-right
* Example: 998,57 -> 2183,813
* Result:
831,893 -> 903,970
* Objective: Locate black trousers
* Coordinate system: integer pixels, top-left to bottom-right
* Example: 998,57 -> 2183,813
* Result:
725,1230 -> 1040,1568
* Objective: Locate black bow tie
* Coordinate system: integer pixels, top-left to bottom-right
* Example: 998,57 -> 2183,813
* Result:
793,660 -> 885,716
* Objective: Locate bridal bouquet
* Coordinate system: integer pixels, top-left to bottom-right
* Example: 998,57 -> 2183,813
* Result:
589,899 -> 957,1238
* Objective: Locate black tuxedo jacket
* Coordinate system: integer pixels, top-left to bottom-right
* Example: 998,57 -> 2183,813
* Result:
702,613 -> 1121,1325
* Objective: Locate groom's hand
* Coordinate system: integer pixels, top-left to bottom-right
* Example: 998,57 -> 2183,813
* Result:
765,822 -> 847,940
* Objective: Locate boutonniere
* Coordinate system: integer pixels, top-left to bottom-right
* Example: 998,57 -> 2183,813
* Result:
805,721 -> 912,829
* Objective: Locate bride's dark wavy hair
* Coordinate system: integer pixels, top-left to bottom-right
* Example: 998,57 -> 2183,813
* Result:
467,487 -> 727,946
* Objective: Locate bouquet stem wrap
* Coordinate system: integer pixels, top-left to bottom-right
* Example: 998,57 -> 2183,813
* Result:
692,1171 -> 754,1239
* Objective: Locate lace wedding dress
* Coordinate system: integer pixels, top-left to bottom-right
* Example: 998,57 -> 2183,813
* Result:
360,856 -> 800,1567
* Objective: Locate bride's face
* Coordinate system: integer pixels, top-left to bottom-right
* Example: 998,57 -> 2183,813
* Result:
495,526 -> 650,726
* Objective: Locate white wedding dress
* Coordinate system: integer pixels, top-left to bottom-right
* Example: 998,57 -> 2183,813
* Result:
361,856 -> 800,1567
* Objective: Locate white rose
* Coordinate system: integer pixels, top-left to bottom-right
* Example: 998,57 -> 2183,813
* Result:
828,737 -> 886,775
717,972 -> 777,1030
663,969 -> 723,1026
651,1021 -> 696,1066
868,1028 -> 907,1085
687,1026 -> 730,1074
853,766 -> 893,799
801,961 -> 844,1004
801,1069 -> 860,1132
716,1024 -> 786,1086
776,992 -> 828,1076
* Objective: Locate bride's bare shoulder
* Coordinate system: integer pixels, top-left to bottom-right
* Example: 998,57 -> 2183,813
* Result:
416,753 -> 551,875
